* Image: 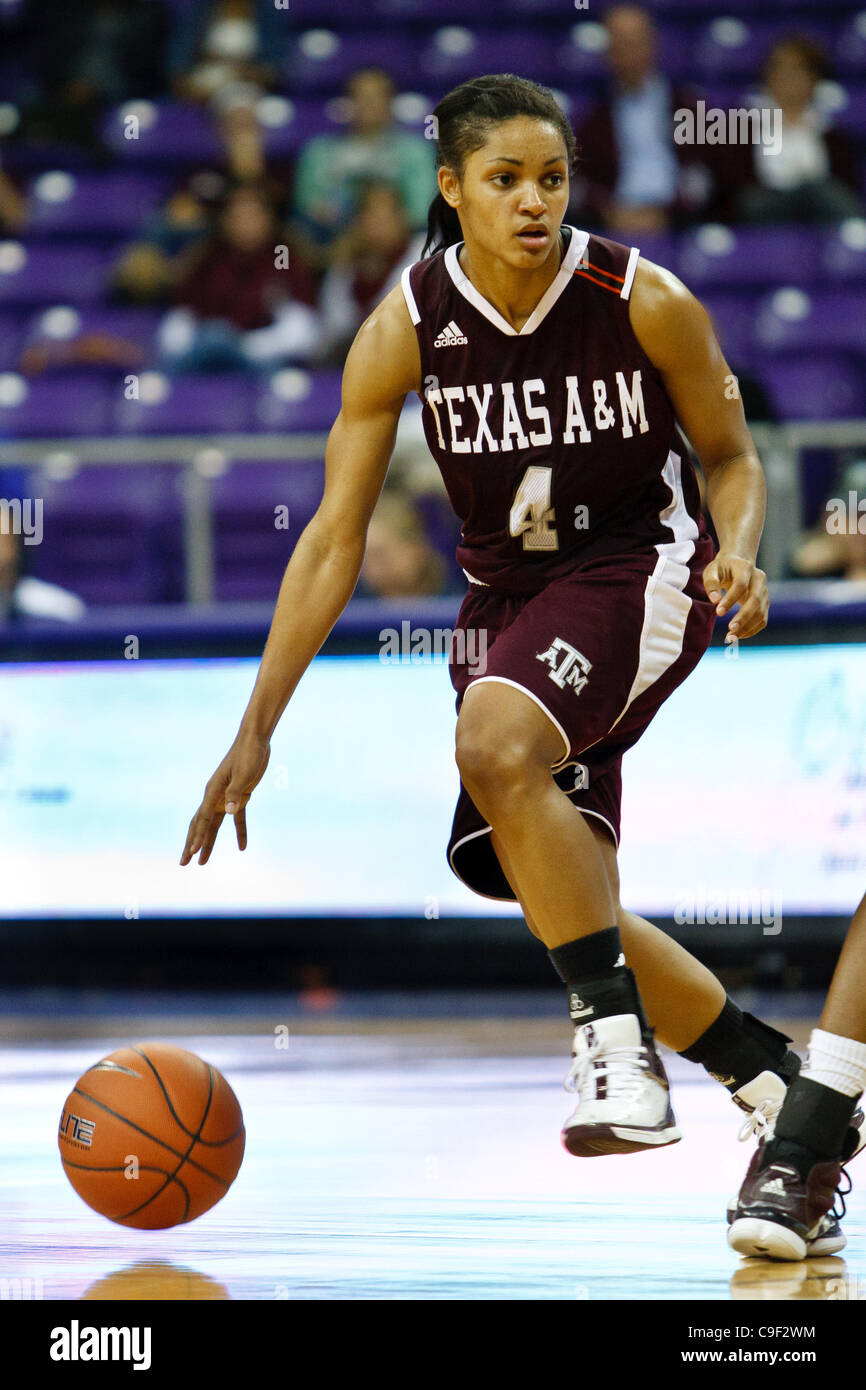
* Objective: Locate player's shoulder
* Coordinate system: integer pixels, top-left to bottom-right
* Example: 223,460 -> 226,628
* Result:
631,254 -> 697,312
628,255 -> 716,370
343,282 -> 422,410
355,281 -> 419,357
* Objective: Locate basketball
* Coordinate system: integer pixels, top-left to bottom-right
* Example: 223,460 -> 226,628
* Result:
58,1044 -> 245,1230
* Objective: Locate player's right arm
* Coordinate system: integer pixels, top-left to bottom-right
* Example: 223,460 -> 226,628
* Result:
180,285 -> 421,866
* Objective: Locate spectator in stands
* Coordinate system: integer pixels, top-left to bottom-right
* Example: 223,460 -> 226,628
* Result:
729,37 -> 862,225
20,0 -> 167,151
792,458 -> 866,581
291,68 -> 436,268
315,182 -> 425,366
168,0 -> 284,182
169,0 -> 280,105
0,151 -> 27,235
112,172 -> 227,307
571,3 -> 714,234
359,488 -> 449,600
157,181 -> 320,372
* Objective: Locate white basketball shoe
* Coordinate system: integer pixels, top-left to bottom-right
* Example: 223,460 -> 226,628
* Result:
560,1013 -> 682,1157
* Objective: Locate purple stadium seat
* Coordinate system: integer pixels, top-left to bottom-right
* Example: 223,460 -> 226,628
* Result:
630,232 -> 678,274
374,0 -> 498,19
698,291 -> 758,362
831,83 -> 866,141
820,220 -> 866,283
758,353 -> 866,421
27,464 -> 177,605
253,370 -> 343,431
24,305 -> 164,357
1,141 -> 95,178
0,246 -> 113,306
113,374 -> 257,434
693,18 -> 835,81
0,313 -> 29,370
0,373 -> 111,437
214,460 -> 324,517
834,12 -> 866,78
549,22 -> 609,84
552,20 -> 695,88
654,0 -> 823,8
503,0 -> 590,14
647,28 -> 701,85
285,31 -> 420,93
258,93 -> 439,158
646,0 -> 753,10
212,459 -> 325,600
257,97 -> 335,159
27,172 -> 171,238
100,101 -> 223,165
753,288 -> 866,357
418,27 -> 553,87
676,225 -> 823,289
291,0 -> 386,18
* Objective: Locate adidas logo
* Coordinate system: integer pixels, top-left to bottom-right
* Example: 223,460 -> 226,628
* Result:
433,320 -> 468,347
761,1177 -> 789,1195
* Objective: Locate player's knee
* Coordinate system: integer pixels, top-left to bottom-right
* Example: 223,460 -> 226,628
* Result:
455,721 -> 549,807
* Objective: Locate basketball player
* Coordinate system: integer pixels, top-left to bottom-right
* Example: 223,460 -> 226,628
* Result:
728,888 -> 866,1259
180,75 -> 827,1195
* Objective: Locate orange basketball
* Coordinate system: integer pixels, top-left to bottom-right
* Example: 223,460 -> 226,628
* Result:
58,1043 -> 245,1229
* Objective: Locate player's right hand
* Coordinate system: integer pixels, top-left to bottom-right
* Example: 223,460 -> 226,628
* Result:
180,731 -> 271,866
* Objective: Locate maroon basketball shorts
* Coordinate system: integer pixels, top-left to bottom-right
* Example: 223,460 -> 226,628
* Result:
447,543 -> 717,901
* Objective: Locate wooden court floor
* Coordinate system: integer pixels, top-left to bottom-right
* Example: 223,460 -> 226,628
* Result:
1,996 -> 863,1301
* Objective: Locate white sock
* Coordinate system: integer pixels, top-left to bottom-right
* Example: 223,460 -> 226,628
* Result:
802,1028 -> 866,1098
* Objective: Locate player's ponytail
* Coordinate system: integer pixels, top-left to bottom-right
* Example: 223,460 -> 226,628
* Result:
422,73 -> 577,257
424,191 -> 463,258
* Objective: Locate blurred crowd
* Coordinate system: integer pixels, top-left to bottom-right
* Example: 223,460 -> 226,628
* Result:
1,0 -> 865,621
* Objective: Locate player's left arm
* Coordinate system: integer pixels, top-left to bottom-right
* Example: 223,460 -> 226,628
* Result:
629,257 -> 768,641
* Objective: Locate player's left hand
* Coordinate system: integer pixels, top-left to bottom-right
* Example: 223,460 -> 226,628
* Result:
702,550 -> 769,641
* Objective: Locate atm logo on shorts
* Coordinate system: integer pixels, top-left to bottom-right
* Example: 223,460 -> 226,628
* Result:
58,1109 -> 95,1148
536,638 -> 592,695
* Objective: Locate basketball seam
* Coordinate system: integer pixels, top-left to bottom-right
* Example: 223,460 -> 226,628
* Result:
129,1047 -> 242,1146
70,1086 -> 233,1189
59,1159 -> 192,1223
121,1060 -> 216,1223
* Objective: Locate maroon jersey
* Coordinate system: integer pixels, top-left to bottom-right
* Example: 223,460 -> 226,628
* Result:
401,226 -> 714,594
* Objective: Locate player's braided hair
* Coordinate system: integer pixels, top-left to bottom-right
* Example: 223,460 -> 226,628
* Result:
423,74 -> 577,257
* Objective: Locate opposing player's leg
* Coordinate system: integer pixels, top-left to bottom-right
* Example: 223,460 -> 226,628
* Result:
729,889 -> 866,1260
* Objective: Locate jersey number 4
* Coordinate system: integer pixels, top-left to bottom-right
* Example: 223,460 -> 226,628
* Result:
509,465 -> 558,551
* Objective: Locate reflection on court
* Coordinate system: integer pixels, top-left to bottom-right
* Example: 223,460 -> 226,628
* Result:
1,1003 -> 862,1300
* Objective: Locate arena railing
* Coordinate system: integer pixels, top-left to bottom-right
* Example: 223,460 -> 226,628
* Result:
1,419 -> 865,604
